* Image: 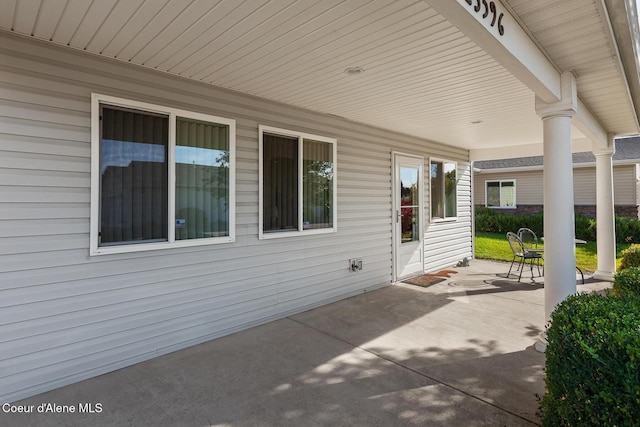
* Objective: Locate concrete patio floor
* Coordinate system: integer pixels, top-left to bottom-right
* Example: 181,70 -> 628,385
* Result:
2,259 -> 613,427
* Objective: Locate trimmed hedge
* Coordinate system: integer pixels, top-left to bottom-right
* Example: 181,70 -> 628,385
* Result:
475,208 -> 543,236
540,291 -> 640,426
613,267 -> 640,296
475,207 -> 640,244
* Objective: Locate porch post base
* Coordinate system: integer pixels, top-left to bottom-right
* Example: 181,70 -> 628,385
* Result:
592,269 -> 615,282
534,333 -> 548,353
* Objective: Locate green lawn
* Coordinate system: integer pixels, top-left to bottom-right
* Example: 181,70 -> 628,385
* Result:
474,231 -> 629,273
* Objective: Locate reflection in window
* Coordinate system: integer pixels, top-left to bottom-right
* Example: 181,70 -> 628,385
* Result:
263,134 -> 298,232
96,98 -> 235,252
100,107 -> 168,245
175,117 -> 230,240
400,167 -> 419,243
303,139 -> 333,230
430,160 -> 457,220
260,127 -> 336,237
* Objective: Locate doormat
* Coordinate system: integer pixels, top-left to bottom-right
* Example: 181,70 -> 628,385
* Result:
402,270 -> 458,288
402,275 -> 446,287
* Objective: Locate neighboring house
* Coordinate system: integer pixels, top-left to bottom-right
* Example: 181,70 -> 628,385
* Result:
474,137 -> 640,218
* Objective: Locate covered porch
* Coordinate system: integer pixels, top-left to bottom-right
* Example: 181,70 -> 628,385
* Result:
3,260 -> 612,426
2,0 -> 640,403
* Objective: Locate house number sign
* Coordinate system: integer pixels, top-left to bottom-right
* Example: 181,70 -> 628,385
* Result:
464,0 -> 505,36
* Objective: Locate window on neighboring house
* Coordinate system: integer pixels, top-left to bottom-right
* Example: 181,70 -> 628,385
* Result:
430,159 -> 457,220
259,126 -> 337,238
91,94 -> 235,255
486,180 -> 516,208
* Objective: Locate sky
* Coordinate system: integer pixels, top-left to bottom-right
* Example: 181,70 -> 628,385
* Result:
101,140 -> 226,173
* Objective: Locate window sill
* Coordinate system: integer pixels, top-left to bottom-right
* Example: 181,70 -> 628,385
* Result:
90,236 -> 235,256
259,227 -> 337,240
487,206 -> 517,209
430,217 -> 457,224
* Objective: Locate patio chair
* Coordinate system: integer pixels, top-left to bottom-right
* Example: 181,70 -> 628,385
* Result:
517,228 -> 542,252
506,232 -> 543,281
517,227 -> 544,273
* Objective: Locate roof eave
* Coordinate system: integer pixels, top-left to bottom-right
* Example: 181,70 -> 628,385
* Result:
603,0 -> 640,133
475,159 -> 640,174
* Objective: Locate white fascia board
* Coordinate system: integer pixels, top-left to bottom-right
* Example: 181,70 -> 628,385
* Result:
425,0 -> 561,103
602,0 -> 640,131
470,138 -> 595,161
426,0 -> 609,146
470,145 -> 545,162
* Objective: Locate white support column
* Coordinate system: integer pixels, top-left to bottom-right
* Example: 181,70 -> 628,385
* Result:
534,72 -> 578,352
593,138 -> 617,281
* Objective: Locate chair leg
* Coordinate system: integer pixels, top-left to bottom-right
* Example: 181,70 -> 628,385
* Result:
508,256 -> 516,277
518,257 -> 524,282
529,258 -> 535,278
538,258 -> 543,276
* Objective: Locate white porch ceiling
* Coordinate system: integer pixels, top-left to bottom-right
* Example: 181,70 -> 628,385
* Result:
0,0 -> 638,152
506,0 -> 638,137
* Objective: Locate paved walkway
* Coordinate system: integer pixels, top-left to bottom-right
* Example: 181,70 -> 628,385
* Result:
2,260 -> 612,427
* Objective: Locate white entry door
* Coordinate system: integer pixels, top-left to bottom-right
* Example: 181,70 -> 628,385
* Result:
393,153 -> 424,280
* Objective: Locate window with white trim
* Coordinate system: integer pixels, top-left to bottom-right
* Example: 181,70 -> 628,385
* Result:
430,159 -> 457,220
259,126 -> 337,238
486,180 -> 516,208
90,94 -> 235,255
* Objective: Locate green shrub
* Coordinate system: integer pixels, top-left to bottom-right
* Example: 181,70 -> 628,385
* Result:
572,214 -> 640,243
616,216 -> 640,244
614,267 -> 640,297
574,214 -> 597,242
540,293 -> 640,426
474,208 -> 640,245
619,244 -> 640,270
474,207 -> 543,236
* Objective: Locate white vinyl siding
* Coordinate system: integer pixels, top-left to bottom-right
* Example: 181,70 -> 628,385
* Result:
0,33 -> 471,403
424,162 -> 472,273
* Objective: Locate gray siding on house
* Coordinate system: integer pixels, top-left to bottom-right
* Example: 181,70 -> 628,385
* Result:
574,165 -> 636,205
474,170 -> 543,206
474,165 -> 637,206
0,33 -> 471,402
